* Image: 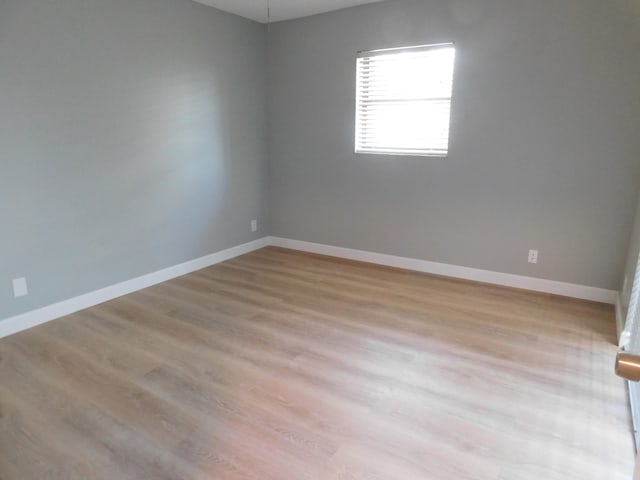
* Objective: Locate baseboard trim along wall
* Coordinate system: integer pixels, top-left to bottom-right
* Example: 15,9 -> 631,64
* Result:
0,237 -> 270,339
0,235 -> 618,339
269,237 -> 618,305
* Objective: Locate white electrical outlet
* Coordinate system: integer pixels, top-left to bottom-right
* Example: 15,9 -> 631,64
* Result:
528,249 -> 538,264
12,277 -> 28,297
251,219 -> 257,232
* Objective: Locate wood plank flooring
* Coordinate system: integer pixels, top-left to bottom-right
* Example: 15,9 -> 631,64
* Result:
0,246 -> 634,479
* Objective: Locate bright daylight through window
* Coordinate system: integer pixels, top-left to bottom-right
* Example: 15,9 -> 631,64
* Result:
355,43 -> 455,156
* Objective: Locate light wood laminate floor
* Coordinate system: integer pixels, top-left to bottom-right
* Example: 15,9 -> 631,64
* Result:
0,247 -> 634,479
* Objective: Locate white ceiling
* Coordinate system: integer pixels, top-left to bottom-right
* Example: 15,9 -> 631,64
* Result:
191,0 -> 385,23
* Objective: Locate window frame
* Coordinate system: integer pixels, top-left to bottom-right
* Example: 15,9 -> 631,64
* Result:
354,43 -> 456,157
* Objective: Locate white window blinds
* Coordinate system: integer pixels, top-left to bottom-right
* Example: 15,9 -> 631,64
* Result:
355,44 -> 455,157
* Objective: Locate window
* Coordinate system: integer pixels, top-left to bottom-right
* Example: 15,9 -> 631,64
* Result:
355,43 -> 455,157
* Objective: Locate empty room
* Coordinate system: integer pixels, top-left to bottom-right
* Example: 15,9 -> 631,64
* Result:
1,0 -> 640,478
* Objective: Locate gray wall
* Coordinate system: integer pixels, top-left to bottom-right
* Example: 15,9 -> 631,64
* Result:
618,3 -> 640,318
0,0 -> 268,320
268,0 -> 640,290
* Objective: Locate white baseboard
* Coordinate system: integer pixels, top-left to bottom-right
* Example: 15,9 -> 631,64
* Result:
0,235 -> 619,339
0,237 -> 270,339
268,237 -> 618,304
